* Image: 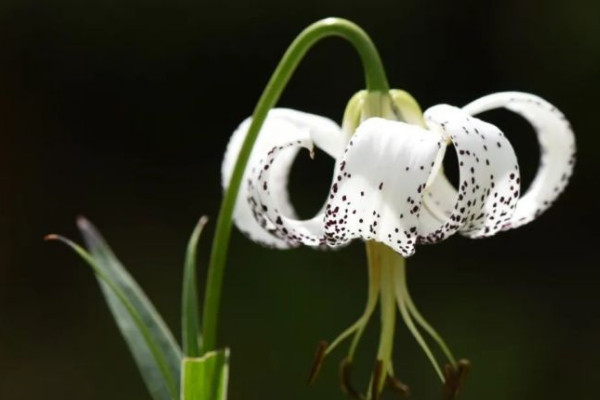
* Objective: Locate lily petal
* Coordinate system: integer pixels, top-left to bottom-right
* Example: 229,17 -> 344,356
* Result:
250,137 -> 328,247
419,105 -> 520,242
222,108 -> 344,248
324,118 -> 444,256
250,118 -> 443,255
463,92 -> 576,229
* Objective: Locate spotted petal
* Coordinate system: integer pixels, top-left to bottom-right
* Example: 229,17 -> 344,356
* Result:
250,137 -> 328,247
249,117 -> 444,256
462,92 -> 575,230
324,118 -> 444,256
419,105 -> 520,243
222,108 -> 345,248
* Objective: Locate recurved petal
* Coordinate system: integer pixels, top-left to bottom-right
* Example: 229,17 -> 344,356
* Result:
324,118 -> 444,257
222,108 -> 344,248
250,138 -> 328,247
420,105 -> 520,242
270,108 -> 350,159
463,92 -> 576,229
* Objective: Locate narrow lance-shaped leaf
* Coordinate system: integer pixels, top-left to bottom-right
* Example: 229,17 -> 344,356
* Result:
181,350 -> 229,400
46,233 -> 181,400
55,218 -> 183,400
182,216 -> 209,357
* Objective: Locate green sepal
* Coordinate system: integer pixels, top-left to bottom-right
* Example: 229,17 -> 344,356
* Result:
389,89 -> 425,126
181,349 -> 229,400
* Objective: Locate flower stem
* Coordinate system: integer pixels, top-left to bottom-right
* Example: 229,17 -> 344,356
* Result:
202,18 -> 390,353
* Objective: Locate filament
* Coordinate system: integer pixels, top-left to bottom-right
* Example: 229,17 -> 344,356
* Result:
392,253 -> 445,382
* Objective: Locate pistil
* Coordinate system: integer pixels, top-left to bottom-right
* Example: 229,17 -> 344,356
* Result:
371,241 -> 397,396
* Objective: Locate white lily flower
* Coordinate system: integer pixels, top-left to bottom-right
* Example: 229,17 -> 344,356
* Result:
223,92 -> 575,255
222,90 -> 575,398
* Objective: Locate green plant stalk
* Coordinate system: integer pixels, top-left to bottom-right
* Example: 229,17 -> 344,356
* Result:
202,17 -> 390,353
181,350 -> 229,400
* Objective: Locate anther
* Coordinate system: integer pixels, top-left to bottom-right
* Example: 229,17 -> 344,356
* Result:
386,374 -> 411,397
370,360 -> 384,400
307,340 -> 328,384
455,359 -> 471,395
340,358 -> 365,400
441,359 -> 471,400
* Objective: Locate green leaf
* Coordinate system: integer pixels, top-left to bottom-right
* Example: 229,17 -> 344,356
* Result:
50,218 -> 183,400
181,350 -> 229,400
182,217 -> 208,357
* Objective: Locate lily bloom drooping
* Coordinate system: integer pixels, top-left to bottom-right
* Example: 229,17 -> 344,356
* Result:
222,90 -> 575,398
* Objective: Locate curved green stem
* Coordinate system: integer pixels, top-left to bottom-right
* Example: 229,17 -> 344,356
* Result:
202,18 -> 390,353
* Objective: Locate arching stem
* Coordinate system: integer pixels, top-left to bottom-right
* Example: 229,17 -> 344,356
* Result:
202,18 -> 390,353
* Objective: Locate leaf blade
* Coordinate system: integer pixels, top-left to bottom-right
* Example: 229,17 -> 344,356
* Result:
75,218 -> 183,400
182,217 -> 209,357
46,234 -> 180,400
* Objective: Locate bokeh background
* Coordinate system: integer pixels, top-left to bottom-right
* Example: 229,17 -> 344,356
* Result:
1,0 -> 598,399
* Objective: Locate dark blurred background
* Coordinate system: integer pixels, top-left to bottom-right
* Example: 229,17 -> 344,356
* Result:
0,0 -> 598,399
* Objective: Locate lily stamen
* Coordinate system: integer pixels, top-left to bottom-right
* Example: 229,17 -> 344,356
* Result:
370,360 -> 385,400
442,359 -> 471,400
401,269 -> 457,366
340,358 -> 366,400
307,340 -> 329,384
324,244 -> 381,358
386,374 -> 411,397
393,250 -> 451,382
